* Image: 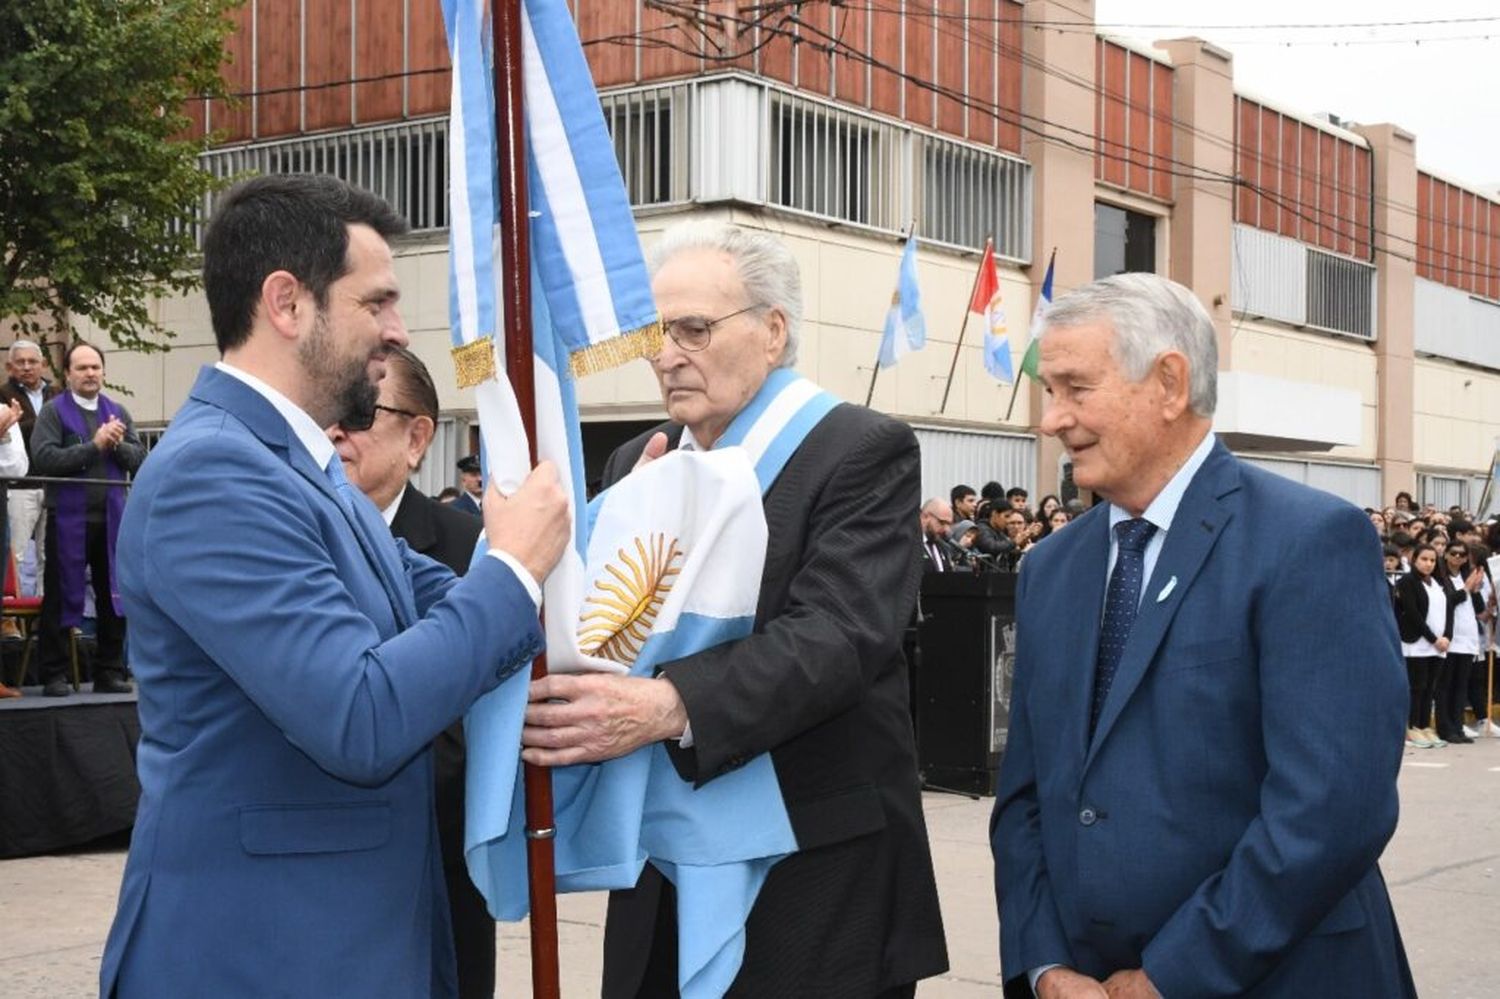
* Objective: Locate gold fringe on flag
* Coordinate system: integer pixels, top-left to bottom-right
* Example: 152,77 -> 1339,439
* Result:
567,320 -> 664,379
451,337 -> 497,389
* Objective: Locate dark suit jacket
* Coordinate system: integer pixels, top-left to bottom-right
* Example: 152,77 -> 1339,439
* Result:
450,490 -> 481,518
0,377 -> 58,455
599,405 -> 947,998
387,485 -> 491,999
992,440 -> 1414,998
920,535 -> 953,573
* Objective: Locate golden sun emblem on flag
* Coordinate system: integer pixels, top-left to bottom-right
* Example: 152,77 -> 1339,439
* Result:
577,533 -> 685,666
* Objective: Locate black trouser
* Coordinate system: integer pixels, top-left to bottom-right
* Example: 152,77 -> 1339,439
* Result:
1468,651 -> 1495,723
38,514 -> 126,685
1436,651 -> 1474,738
1406,656 -> 1441,730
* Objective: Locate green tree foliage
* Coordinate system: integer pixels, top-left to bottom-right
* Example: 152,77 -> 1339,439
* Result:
0,0 -> 236,352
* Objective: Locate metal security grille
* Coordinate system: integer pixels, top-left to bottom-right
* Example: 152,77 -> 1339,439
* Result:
1306,248 -> 1375,340
198,117 -> 451,239
599,84 -> 687,207
918,135 -> 1031,258
768,93 -> 882,228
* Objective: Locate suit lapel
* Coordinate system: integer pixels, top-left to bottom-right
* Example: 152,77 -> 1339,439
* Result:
1085,445 -> 1240,768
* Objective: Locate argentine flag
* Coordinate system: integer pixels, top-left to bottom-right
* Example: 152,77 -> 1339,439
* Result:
877,234 -> 926,368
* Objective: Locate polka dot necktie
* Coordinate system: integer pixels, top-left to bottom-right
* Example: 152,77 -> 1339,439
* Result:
1092,518 -> 1157,733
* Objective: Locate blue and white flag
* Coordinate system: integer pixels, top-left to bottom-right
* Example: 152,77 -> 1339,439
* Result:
439,0 -> 658,676
470,370 -> 841,998
877,234 -> 926,369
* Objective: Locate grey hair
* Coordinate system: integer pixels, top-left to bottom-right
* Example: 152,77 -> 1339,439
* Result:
1041,272 -> 1218,416
649,220 -> 803,368
7,339 -> 43,360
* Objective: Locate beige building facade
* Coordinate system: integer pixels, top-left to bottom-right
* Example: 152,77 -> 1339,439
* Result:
52,1 -> 1500,509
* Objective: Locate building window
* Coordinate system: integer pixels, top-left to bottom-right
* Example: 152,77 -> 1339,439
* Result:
198,117 -> 451,240
1306,248 -> 1374,339
1094,202 -> 1156,278
919,137 -> 1031,258
600,87 -> 681,207
769,97 -> 874,226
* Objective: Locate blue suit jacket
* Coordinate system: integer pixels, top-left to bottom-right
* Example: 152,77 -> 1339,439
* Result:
992,441 -> 1415,998
100,367 -> 543,998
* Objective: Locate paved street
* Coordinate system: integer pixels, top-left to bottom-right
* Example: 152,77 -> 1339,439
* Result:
3,738 -> 1499,997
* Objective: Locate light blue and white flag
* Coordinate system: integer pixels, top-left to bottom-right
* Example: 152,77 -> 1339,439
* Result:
470,370 -> 841,998
439,0 -> 659,676
877,234 -> 926,369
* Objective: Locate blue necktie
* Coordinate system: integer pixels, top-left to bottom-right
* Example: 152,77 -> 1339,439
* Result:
1092,518 -> 1157,733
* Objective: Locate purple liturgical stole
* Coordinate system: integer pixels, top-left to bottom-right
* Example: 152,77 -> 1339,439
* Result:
53,392 -> 127,627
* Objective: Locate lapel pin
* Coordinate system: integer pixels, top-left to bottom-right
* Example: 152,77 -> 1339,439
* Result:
1156,575 -> 1178,603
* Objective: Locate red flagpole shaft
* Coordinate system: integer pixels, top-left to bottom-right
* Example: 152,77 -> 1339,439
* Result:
493,0 -> 561,996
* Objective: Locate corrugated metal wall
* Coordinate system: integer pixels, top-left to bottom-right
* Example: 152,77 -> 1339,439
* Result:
1231,224 -> 1307,326
1239,454 -> 1381,509
1414,277 -> 1500,369
912,426 -> 1036,505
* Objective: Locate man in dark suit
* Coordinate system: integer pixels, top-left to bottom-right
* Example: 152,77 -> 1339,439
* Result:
452,455 -> 483,517
520,221 -> 947,997
992,273 -> 1413,998
920,497 -> 955,573
328,346 -> 492,998
0,339 -> 59,608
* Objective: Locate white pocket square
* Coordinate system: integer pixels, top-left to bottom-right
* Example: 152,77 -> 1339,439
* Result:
1156,576 -> 1178,603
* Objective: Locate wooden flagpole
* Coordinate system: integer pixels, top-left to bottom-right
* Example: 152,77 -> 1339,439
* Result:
938,237 -> 991,414
494,1 -> 561,995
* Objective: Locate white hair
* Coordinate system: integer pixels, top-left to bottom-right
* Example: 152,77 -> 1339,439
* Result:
1040,272 -> 1218,416
8,339 -> 43,360
649,220 -> 803,368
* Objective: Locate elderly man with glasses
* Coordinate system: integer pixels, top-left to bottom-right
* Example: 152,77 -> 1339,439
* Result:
520,220 -> 948,998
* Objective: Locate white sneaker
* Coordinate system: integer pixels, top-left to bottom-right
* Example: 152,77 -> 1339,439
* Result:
1483,720 -> 1500,738
1464,724 -> 1482,739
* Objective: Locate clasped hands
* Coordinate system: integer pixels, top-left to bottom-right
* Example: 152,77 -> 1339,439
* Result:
1039,967 -> 1156,999
92,415 -> 126,450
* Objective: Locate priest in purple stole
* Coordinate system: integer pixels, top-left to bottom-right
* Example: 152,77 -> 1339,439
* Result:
30,342 -> 145,696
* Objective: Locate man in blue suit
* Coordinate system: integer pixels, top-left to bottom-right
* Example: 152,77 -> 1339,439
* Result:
992,273 -> 1414,998
99,175 -> 570,998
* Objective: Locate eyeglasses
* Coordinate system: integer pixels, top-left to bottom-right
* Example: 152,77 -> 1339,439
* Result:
338,403 -> 420,433
1447,550 -> 1468,558
660,304 -> 762,352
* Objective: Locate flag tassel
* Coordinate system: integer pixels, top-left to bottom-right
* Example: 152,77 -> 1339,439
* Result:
939,236 -> 992,415
494,0 -> 561,995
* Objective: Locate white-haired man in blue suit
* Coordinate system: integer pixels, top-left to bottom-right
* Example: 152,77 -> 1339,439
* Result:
100,174 -> 570,998
992,273 -> 1414,999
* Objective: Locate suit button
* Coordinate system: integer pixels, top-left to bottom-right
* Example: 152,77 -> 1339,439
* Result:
1078,807 -> 1097,827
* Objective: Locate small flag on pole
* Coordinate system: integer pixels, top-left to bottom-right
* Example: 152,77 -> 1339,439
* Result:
1019,249 -> 1056,381
1475,440 -> 1500,521
877,234 -> 926,369
971,241 -> 1012,382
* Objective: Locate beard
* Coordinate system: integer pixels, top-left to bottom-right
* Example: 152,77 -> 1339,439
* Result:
300,309 -> 378,428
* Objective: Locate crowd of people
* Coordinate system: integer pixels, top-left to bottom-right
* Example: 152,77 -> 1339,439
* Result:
921,479 -> 1500,752
919,482 -> 1082,574
1379,492 -> 1500,748
0,336 -> 487,702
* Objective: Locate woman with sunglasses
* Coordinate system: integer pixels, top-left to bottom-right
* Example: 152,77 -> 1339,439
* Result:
1435,542 -> 1486,743
1393,543 -> 1461,748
